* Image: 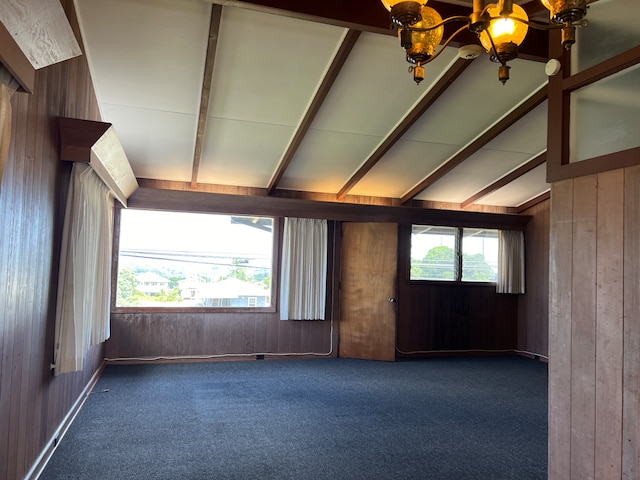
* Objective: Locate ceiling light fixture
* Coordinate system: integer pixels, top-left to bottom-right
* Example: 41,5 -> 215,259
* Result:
381,0 -> 593,84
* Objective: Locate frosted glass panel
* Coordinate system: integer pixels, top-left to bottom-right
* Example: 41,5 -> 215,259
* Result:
569,63 -> 640,163
572,0 -> 640,73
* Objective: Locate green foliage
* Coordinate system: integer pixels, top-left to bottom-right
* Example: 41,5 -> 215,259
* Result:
168,275 -> 185,290
411,245 -> 455,280
411,246 -> 495,281
117,267 -> 183,306
117,267 -> 139,304
462,253 -> 495,281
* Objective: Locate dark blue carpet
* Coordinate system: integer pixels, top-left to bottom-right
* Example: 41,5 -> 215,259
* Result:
40,356 -> 547,480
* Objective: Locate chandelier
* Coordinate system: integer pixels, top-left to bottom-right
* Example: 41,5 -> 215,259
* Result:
381,0 -> 593,84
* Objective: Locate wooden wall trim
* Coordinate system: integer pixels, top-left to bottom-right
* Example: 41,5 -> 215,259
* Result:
547,42 -> 640,183
128,186 -> 532,230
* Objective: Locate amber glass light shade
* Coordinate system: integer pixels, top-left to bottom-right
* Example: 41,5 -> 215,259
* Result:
406,6 -> 444,63
479,3 -> 529,52
540,0 -> 587,23
381,0 -> 427,12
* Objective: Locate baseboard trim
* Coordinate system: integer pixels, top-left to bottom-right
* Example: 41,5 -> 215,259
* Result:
25,361 -> 105,480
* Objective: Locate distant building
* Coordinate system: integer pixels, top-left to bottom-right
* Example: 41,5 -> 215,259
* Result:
180,278 -> 270,307
136,272 -> 170,295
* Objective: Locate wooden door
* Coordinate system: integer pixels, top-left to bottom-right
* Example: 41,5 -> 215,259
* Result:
339,222 -> 397,361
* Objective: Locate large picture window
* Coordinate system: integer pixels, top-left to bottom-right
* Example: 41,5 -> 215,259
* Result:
410,225 -> 498,282
115,209 -> 274,309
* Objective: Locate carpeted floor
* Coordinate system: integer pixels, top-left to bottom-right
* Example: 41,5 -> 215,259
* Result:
40,356 -> 547,480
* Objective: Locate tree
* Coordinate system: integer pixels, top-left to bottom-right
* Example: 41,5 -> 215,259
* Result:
222,258 -> 249,282
412,245 -> 455,280
117,267 -> 139,304
411,246 -> 494,281
461,253 -> 495,281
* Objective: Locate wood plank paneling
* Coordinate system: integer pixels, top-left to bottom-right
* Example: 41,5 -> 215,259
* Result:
107,312 -> 335,360
0,1 -> 105,479
622,165 -> 640,477
395,224 -> 519,357
518,199 -> 550,357
396,283 -> 518,354
594,169 -> 624,479
549,166 -> 640,480
570,174 -> 597,479
548,179 -> 574,480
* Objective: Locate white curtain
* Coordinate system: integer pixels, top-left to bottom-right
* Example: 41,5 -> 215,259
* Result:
496,230 -> 525,294
280,218 -> 327,320
0,66 -> 19,189
54,163 -> 114,374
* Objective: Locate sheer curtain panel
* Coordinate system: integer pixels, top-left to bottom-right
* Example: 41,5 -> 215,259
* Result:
497,230 -> 525,294
54,163 -> 114,374
0,65 -> 19,189
280,218 -> 327,320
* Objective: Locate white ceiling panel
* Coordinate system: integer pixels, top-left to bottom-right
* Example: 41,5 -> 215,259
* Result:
403,58 -> 548,147
350,140 -> 460,198
308,34 -> 460,137
208,8 -> 347,126
198,118 -> 295,187
415,149 -> 534,202
279,130 -> 383,193
100,104 -> 197,182
477,164 -> 550,207
482,102 -> 548,154
75,0 -> 210,114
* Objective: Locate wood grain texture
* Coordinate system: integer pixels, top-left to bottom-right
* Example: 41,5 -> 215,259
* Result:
339,223 -> 397,361
570,174 -> 597,480
548,179 -> 573,480
396,283 -> 518,354
548,166 -> 640,480
594,169 -> 624,479
0,1 -> 103,479
623,165 -> 640,478
517,198 -> 549,358
0,0 -> 81,69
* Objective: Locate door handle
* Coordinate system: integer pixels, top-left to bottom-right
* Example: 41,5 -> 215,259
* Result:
388,297 -> 397,303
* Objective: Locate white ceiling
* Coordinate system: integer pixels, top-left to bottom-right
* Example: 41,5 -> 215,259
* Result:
74,0 -> 555,211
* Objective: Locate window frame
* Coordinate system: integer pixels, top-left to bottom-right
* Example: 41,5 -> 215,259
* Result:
111,204 -> 281,314
406,224 -> 499,285
546,32 -> 640,182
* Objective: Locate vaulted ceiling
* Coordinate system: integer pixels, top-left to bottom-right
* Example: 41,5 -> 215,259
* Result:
74,0 -> 558,212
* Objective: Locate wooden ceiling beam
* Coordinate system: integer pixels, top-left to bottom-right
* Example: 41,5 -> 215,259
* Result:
516,190 -> 550,213
336,57 -> 473,201
400,85 -> 548,204
460,150 -> 547,208
267,29 -> 361,195
191,5 -> 222,189
206,0 -> 548,60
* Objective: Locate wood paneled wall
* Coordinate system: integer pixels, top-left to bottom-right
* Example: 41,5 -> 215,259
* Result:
517,198 -> 550,358
395,225 -> 519,356
0,2 -> 105,479
107,312 -> 335,360
396,283 -> 518,355
549,166 -> 639,479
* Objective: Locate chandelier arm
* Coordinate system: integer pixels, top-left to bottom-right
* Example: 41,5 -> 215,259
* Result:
418,24 -> 474,66
409,15 -> 470,32
484,15 -> 564,31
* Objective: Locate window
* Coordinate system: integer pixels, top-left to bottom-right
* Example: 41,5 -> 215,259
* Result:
410,225 -> 498,282
115,209 -> 274,309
